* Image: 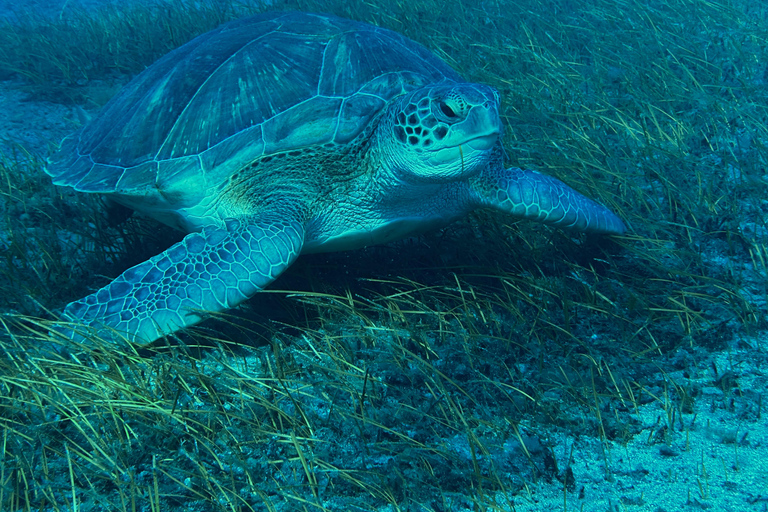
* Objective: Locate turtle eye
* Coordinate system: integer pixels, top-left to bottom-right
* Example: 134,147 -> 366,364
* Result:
439,101 -> 456,118
435,100 -> 462,123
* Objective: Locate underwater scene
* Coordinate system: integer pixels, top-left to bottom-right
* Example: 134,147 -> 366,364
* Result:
0,0 -> 766,510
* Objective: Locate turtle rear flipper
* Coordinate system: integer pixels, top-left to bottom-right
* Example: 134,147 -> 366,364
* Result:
59,217 -> 304,345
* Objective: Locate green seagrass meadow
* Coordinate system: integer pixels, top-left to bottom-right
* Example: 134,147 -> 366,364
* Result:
0,0 -> 765,510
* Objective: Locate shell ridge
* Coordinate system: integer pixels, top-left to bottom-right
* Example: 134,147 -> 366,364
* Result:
332,97 -> 346,141
316,36 -> 331,97
154,26 -> 281,161
83,29 -> 222,165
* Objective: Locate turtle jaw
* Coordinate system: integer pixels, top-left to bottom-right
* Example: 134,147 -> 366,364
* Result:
423,106 -> 501,175
424,132 -> 499,171
465,133 -> 499,151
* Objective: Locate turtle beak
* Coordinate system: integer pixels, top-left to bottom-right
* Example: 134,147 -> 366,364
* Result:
444,98 -> 501,150
427,101 -> 501,171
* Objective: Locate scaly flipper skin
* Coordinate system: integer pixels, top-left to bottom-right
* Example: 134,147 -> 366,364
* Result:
476,167 -> 626,235
62,218 -> 304,344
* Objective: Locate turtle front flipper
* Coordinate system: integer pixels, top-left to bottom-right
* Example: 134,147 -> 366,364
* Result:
61,218 -> 304,345
474,167 -> 626,235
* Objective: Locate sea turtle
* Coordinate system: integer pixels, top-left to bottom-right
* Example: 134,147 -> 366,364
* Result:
46,11 -> 625,345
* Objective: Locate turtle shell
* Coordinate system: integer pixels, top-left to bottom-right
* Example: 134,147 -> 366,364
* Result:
46,11 -> 461,195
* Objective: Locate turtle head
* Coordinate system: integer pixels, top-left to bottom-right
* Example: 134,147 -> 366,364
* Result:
381,82 -> 502,183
